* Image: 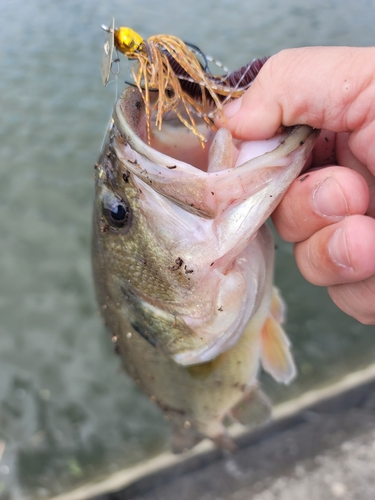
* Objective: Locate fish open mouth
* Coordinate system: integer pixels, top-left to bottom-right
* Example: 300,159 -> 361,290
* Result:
110,86 -> 319,365
114,85 -> 298,171
143,107 -> 288,177
113,86 -> 318,219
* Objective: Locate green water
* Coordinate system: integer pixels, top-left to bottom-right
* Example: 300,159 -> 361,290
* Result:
1,0 -> 375,498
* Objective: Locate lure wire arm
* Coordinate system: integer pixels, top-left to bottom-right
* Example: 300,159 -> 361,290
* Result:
111,48 -> 121,77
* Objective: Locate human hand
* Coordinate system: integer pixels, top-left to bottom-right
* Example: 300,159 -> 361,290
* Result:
219,47 -> 375,323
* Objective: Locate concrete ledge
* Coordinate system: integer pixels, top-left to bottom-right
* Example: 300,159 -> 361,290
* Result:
50,363 -> 375,500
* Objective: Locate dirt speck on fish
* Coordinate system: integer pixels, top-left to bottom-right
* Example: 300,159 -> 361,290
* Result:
92,86 -> 319,452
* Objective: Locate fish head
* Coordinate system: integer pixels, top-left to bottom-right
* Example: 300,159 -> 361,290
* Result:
93,87 -> 319,366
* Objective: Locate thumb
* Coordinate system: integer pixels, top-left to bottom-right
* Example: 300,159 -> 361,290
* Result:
217,46 -> 375,144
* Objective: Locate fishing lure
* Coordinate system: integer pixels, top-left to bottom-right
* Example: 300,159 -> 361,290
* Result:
101,19 -> 267,144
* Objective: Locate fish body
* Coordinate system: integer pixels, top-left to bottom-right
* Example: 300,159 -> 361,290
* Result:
92,86 -> 318,450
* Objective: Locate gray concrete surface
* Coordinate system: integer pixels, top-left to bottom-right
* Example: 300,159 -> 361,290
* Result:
95,378 -> 375,500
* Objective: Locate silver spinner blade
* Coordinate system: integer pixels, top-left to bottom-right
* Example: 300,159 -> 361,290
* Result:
101,18 -> 115,86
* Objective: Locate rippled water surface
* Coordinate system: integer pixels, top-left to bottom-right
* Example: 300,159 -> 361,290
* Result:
1,0 -> 375,497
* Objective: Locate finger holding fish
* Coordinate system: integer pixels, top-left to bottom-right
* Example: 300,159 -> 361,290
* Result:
218,47 -> 375,166
272,165 -> 370,242
293,214 -> 375,286
272,163 -> 375,323
301,222 -> 375,325
328,277 -> 375,325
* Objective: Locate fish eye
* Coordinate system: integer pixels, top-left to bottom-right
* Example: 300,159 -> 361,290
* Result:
102,195 -> 130,229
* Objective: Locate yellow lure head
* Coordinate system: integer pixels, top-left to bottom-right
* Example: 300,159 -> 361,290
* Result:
114,27 -> 144,56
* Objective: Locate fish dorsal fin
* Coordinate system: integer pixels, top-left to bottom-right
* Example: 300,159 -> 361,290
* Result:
260,288 -> 296,384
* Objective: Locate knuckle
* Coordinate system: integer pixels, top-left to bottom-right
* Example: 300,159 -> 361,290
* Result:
294,237 -> 335,286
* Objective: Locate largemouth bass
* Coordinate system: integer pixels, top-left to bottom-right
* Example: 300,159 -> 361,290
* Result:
92,86 -> 318,451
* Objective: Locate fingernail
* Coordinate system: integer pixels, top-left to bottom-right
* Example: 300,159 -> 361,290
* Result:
313,177 -> 348,217
223,96 -> 243,119
328,227 -> 352,268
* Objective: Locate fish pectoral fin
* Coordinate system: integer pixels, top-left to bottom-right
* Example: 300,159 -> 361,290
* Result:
230,386 -> 271,427
260,315 -> 296,384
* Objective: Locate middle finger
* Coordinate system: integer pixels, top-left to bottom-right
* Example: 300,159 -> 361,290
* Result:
272,166 -> 369,242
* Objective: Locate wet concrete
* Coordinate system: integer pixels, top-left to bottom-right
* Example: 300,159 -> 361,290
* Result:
93,377 -> 375,500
